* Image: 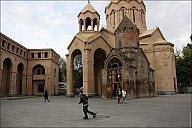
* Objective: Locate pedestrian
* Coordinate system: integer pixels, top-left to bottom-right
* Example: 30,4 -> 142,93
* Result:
117,88 -> 122,104
78,90 -> 97,119
122,88 -> 127,104
44,89 -> 49,102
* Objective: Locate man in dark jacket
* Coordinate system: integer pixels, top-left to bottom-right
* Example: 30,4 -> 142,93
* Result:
44,89 -> 49,102
79,90 -> 97,119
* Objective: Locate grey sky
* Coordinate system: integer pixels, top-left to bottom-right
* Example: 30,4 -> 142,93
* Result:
1,1 -> 191,57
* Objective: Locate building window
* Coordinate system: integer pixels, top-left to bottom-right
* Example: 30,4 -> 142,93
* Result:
20,50 -> 23,55
16,48 -> 19,54
7,43 -> 10,50
42,69 -> 45,75
54,69 -> 56,77
37,69 -> 41,75
38,84 -> 44,92
24,52 -> 26,57
31,53 -> 34,58
2,40 -> 5,47
38,52 -> 41,58
141,10 -> 144,24
113,11 -> 115,26
132,7 -> 136,23
12,45 -> 15,52
44,52 -> 48,58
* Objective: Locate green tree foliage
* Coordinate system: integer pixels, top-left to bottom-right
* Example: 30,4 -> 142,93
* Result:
59,57 -> 67,82
73,55 -> 83,89
176,43 -> 192,87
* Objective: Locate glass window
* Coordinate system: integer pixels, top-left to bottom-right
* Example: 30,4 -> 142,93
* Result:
38,84 -> 44,92
38,52 -> 41,58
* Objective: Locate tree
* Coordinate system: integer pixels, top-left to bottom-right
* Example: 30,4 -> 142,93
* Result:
59,57 -> 67,82
176,43 -> 192,87
73,55 -> 83,89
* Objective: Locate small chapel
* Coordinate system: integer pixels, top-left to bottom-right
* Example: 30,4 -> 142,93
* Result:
66,0 -> 177,99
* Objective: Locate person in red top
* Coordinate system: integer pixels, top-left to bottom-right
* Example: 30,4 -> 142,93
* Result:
117,88 -> 122,104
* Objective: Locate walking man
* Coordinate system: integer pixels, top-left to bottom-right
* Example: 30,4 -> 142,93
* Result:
44,89 -> 49,102
78,90 -> 97,119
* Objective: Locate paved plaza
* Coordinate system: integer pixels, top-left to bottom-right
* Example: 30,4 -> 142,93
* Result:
1,94 -> 191,127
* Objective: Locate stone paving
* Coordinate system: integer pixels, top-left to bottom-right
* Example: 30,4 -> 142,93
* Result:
1,94 -> 191,127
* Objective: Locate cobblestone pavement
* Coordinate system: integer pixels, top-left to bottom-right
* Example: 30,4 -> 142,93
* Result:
1,94 -> 191,127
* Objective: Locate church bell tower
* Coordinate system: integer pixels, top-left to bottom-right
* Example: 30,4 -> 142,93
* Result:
78,2 -> 100,32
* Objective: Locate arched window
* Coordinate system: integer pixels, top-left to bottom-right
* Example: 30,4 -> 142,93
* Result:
107,57 -> 123,97
121,7 -> 125,18
132,7 -> 136,23
33,65 -> 45,75
113,11 -> 115,26
141,9 -> 144,24
93,18 -> 97,31
107,57 -> 122,83
86,17 -> 91,30
79,19 -> 83,32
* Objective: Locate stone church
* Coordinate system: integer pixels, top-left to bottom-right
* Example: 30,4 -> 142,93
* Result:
0,33 -> 60,96
66,0 -> 177,99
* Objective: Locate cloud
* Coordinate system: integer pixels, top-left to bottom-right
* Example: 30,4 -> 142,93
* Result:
145,1 -> 191,48
1,1 -> 191,58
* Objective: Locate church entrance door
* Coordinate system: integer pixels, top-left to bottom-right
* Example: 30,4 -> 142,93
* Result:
107,58 -> 122,98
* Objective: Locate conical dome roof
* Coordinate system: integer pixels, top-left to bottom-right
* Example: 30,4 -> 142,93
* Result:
78,3 -> 100,19
80,3 -> 97,13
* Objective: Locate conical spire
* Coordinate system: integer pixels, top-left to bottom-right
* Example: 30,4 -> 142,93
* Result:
80,3 -> 97,14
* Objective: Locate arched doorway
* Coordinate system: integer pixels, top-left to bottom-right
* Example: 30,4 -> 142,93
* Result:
32,64 -> 45,95
94,48 -> 106,96
16,63 -> 24,95
107,57 -> 122,97
1,58 -> 12,96
72,49 -> 83,95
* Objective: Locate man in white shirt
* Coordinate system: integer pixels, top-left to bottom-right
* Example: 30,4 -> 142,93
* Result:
122,89 -> 127,104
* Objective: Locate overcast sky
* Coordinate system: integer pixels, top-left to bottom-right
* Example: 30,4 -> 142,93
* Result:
1,0 -> 191,57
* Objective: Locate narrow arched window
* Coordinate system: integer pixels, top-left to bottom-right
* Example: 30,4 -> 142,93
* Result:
113,11 -> 115,26
132,7 -> 136,23
141,9 -> 144,24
